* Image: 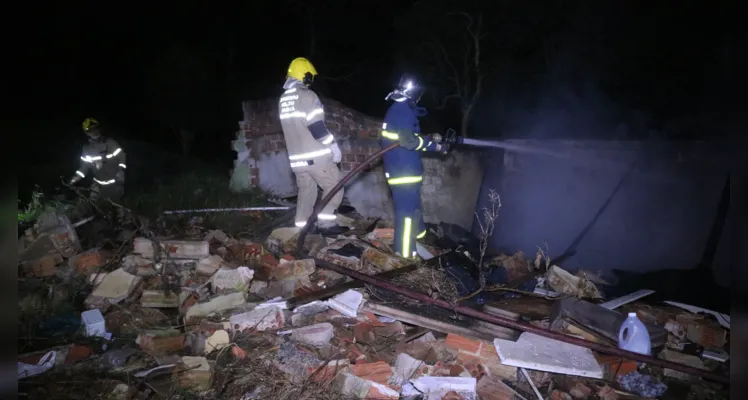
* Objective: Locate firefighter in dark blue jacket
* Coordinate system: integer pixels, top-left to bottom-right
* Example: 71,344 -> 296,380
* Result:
380,75 -> 452,259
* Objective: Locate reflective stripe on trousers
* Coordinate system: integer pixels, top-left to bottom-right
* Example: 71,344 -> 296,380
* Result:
389,178 -> 427,259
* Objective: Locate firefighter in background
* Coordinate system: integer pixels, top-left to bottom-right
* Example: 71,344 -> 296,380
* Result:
278,57 -> 346,233
380,75 -> 453,259
69,118 -> 127,222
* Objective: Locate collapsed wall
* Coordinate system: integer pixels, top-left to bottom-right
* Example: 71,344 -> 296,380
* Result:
230,97 -> 482,230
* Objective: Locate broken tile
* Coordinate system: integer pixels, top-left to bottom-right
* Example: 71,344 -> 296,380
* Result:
205,330 -> 230,353
402,376 -> 477,400
211,267 -> 253,293
475,376 -> 515,400
120,254 -> 157,276
291,323 -> 334,348
184,292 -> 247,325
389,353 -> 425,386
89,268 -> 142,303
327,289 -> 363,317
176,356 -> 213,390
361,247 -> 408,271
659,349 -> 706,380
196,255 -> 226,276
494,332 -> 603,379
272,258 -> 315,280
230,306 -> 285,332
140,290 -> 180,308
133,237 -> 210,260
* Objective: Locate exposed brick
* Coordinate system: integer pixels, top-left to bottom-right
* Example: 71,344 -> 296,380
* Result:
64,345 -> 93,365
445,334 -> 482,354
137,330 -> 185,355
70,248 -> 109,275
476,376 -> 515,400
350,361 -> 393,385
22,253 -> 63,277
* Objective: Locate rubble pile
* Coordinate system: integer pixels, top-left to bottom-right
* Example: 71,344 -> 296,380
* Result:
18,211 -> 730,399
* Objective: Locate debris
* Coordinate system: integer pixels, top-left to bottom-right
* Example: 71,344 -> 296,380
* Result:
702,347 -> 729,362
184,292 -> 247,325
402,376 -> 477,400
678,313 -> 727,348
81,309 -> 109,338
133,237 -> 210,260
546,265 -> 602,299
196,254 -> 227,275
494,332 -> 604,379
350,361 -> 394,385
121,254 -> 157,276
617,371 -> 668,398
230,305 -> 285,332
389,353 -> 425,386
664,300 -> 730,329
87,268 -> 143,308
18,351 -> 56,380
272,258 -> 315,280
176,356 -> 213,390
211,266 -> 254,293
291,322 -> 334,347
141,290 -> 180,308
327,289 -> 363,317
550,297 -> 667,348
136,329 -> 185,355
205,330 -> 230,353
22,253 -> 63,277
69,248 -> 110,275
659,349 -> 707,380
597,385 -> 619,400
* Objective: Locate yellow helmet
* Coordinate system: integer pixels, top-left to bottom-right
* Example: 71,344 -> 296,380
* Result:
82,117 -> 99,133
287,57 -> 318,86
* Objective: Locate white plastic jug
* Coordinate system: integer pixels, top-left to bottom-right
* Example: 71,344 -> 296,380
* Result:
618,312 -> 652,355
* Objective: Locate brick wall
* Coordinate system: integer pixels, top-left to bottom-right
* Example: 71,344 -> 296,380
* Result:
231,97 -> 483,229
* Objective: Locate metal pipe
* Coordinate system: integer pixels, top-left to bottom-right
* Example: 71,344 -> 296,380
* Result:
163,206 -> 290,215
292,141 -> 728,383
312,257 -> 728,384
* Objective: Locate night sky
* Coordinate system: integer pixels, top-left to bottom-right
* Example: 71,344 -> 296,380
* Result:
18,1 -> 741,184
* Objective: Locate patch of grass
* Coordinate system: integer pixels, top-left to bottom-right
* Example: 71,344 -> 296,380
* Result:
17,186 -> 46,223
125,169 -> 287,237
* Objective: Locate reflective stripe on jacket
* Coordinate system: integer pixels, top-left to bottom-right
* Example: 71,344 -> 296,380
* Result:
380,101 -> 439,185
75,137 -> 126,184
278,83 -> 333,169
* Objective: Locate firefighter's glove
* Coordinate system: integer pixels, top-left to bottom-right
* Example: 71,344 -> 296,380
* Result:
329,142 -> 342,163
115,170 -> 125,184
69,175 -> 81,185
398,132 -> 420,151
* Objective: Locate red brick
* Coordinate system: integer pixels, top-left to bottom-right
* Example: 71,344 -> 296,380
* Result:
362,312 -> 386,327
70,248 -> 108,275
137,331 -> 185,355
354,322 -> 376,343
260,253 -> 278,268
64,345 -> 93,364
445,334 -> 482,354
350,361 -> 393,385
22,253 -> 62,277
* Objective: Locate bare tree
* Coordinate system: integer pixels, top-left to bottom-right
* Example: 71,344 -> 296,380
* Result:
432,12 -> 487,138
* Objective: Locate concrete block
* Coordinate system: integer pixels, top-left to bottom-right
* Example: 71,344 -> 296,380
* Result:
494,332 -> 603,379
291,323 -> 334,348
230,305 -> 285,332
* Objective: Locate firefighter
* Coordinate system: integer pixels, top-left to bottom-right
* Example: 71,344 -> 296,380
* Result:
380,75 -> 453,259
69,118 -> 127,222
278,57 -> 346,233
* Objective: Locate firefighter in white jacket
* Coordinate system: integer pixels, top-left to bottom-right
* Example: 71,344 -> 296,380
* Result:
279,57 -> 345,232
69,118 -> 127,222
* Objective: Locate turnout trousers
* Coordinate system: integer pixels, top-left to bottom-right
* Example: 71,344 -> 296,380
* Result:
293,158 -> 343,228
390,180 -> 427,259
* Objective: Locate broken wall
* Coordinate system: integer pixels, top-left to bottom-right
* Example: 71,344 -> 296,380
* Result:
477,139 -> 730,287
231,97 -> 482,229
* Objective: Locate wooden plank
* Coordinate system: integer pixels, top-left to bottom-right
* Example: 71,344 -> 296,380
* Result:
363,302 -> 519,342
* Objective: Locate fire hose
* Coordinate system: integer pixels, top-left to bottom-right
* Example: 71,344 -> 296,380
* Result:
294,137 -> 729,384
